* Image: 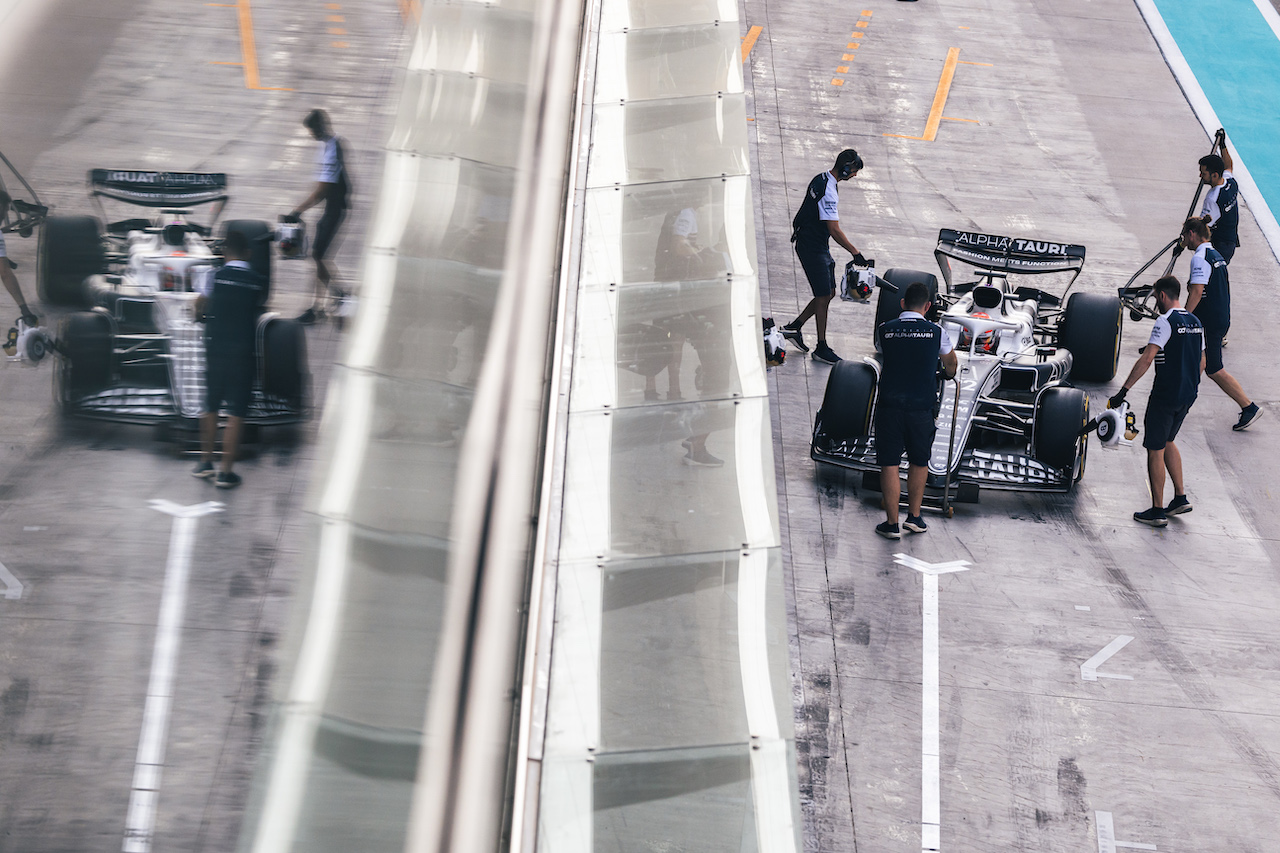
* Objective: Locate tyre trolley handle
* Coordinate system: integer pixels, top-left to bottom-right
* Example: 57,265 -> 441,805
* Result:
941,375 -> 961,518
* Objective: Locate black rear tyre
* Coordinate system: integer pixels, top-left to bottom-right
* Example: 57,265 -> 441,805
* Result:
261,317 -> 308,408
875,268 -> 938,350
816,359 -> 877,442
58,311 -> 113,399
1061,292 -> 1123,382
223,220 -> 273,307
38,216 -> 104,307
1033,386 -> 1088,476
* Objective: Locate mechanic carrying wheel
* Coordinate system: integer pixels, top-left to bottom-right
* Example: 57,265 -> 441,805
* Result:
289,108 -> 352,326
1109,276 -> 1204,528
780,149 -> 869,365
0,190 -> 38,328
874,281 -> 957,540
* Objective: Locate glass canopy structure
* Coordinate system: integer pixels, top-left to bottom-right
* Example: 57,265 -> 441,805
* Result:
235,0 -> 800,850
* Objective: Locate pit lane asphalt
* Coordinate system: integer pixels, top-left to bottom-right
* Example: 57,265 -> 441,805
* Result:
0,1 -> 409,849
744,0 -> 1280,851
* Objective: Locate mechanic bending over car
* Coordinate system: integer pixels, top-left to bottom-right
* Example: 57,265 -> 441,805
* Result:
0,191 -> 38,327
1179,217 -> 1262,431
289,108 -> 352,326
781,149 -> 870,365
1109,276 -> 1205,528
874,281 -> 958,540
191,230 -> 265,489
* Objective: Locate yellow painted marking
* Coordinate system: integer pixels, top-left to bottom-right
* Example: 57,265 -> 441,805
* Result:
329,27 -> 346,34
884,47 -> 973,141
861,9 -> 873,15
855,20 -> 868,27
327,2 -> 341,7
836,65 -> 849,73
332,41 -> 349,47
216,0 -> 293,90
397,0 -> 421,23
327,15 -> 345,22
959,60 -> 993,66
846,43 -> 860,49
842,53 -> 857,60
849,32 -> 863,38
942,117 -> 979,123
831,78 -> 844,86
741,25 -> 763,62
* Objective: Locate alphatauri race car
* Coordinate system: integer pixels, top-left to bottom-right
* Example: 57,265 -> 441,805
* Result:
811,229 -> 1123,504
35,170 -> 307,431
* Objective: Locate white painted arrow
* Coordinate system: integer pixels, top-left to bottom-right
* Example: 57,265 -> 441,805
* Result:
122,500 -> 224,853
1081,635 -> 1135,682
895,554 -> 970,853
0,560 -> 23,599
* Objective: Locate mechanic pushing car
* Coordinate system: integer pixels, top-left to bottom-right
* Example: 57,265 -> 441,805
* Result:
1109,276 -> 1204,528
192,230 -> 264,489
0,190 -> 38,327
1180,217 -> 1261,431
874,281 -> 957,540
780,149 -> 870,365
289,108 -> 352,325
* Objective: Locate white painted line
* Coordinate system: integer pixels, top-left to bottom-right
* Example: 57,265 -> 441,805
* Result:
1075,605 -> 1091,611
1133,0 -> 1280,266
1096,811 -> 1157,852
1251,0 -> 1280,45
0,560 -> 23,599
896,554 -> 970,853
1081,635 -> 1134,682
122,500 -> 223,853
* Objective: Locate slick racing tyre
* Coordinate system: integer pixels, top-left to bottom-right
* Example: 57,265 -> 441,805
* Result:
38,216 -> 105,307
58,311 -> 113,399
816,359 -> 877,443
875,268 -> 938,351
260,317 -> 308,408
1061,292 -> 1123,382
1033,385 -> 1089,477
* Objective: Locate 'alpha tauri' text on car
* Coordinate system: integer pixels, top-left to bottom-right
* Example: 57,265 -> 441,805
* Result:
37,170 -> 307,433
811,229 -> 1123,503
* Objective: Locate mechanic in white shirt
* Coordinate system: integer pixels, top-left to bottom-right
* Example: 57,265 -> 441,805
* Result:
289,109 -> 352,325
0,191 -> 38,326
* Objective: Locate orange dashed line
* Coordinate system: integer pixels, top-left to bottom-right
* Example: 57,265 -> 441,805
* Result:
849,32 -> 863,38
846,43 -> 860,49
831,78 -> 844,86
326,2 -> 341,7
836,65 -> 849,73
329,27 -> 346,34
741,25 -> 763,62
855,21 -> 868,28
959,60 -> 994,66
942,117 -> 980,123
332,41 -> 349,48
842,53 -> 856,61
327,15 -> 344,22
861,9 -> 872,15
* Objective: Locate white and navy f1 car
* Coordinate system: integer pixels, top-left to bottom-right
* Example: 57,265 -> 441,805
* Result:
811,229 -> 1123,503
35,170 -> 307,430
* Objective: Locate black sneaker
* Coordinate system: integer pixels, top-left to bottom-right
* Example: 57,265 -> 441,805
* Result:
215,470 -> 243,489
1164,494 -> 1192,515
903,514 -> 928,534
192,460 -> 215,479
297,307 -> 319,325
811,343 -> 841,364
781,323 -> 809,353
875,521 -> 901,540
683,448 -> 725,467
1133,507 -> 1167,527
1233,403 -> 1263,431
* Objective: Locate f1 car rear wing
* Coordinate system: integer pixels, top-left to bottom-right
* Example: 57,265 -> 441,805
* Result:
88,170 -> 229,207
934,229 -> 1086,297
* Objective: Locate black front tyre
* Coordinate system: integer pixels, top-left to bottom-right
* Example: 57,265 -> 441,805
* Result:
815,359 -> 877,444
1061,292 -> 1123,382
38,216 -> 104,307
58,311 -> 113,401
260,317 -> 308,409
1033,386 -> 1089,478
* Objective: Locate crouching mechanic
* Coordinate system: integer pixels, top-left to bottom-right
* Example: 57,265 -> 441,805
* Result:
192,230 -> 265,489
875,281 -> 957,540
1108,276 -> 1205,528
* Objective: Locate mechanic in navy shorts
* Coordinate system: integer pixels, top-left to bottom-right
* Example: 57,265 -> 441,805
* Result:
1108,276 -> 1205,527
193,230 -> 264,489
780,149 -> 869,365
874,281 -> 957,540
1198,143 -> 1239,264
289,108 -> 351,325
0,190 -> 38,327
1179,217 -> 1261,430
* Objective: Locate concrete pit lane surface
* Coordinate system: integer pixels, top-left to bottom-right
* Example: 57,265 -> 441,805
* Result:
0,1 -> 408,850
746,0 -> 1280,851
